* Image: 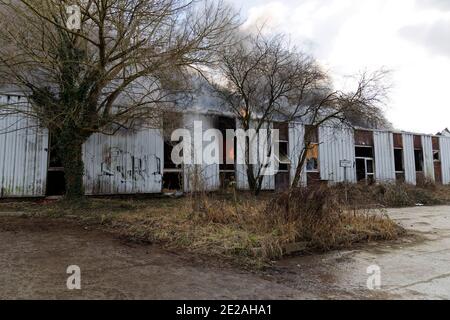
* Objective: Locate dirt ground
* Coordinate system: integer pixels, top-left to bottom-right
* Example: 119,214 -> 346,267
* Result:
1,206 -> 450,300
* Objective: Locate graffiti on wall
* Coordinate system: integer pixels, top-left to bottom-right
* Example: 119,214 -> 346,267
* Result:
100,147 -> 161,183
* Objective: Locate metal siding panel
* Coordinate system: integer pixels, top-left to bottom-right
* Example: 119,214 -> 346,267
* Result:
82,123 -> 163,195
0,95 -> 8,196
0,95 -> 48,198
319,126 -> 356,184
183,113 -> 220,192
236,119 -> 248,190
402,133 -> 416,185
374,131 -> 396,182
259,122 -> 275,191
236,119 -> 258,190
440,137 -> 450,185
289,122 -> 307,187
422,135 -> 435,181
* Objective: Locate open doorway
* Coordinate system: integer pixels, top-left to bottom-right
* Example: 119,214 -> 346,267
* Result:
162,112 -> 184,192
46,133 -> 66,196
218,116 -> 236,189
355,146 -> 375,184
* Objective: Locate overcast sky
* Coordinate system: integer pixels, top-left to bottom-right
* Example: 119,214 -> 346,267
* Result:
226,0 -> 450,134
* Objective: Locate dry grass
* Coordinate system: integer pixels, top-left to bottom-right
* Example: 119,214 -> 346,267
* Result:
0,185 -> 409,268
337,182 -> 450,208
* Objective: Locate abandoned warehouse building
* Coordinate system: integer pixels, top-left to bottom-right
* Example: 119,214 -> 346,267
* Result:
1,93 -> 450,198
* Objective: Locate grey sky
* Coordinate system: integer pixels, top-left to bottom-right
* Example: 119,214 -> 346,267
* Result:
226,0 -> 450,134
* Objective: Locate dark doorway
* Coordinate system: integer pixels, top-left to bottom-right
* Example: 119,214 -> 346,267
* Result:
394,148 -> 404,172
414,149 -> 424,172
162,113 -> 183,192
46,134 -> 66,196
356,159 -> 366,182
355,146 -> 375,184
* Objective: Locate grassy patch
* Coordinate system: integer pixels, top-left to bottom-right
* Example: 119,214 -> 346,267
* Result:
0,186 -> 410,269
340,183 -> 450,208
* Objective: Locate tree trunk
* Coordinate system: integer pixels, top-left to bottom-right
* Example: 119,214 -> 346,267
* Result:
291,147 -> 308,190
246,163 -> 262,196
59,130 -> 85,200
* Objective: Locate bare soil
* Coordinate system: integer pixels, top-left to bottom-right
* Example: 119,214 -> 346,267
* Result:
1,205 -> 450,299
0,216 -> 309,299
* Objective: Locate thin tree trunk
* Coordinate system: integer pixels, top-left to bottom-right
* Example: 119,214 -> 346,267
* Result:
59,130 -> 85,200
291,145 -> 308,190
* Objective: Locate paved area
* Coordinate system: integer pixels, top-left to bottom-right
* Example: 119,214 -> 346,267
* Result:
273,206 -> 450,299
0,206 -> 449,299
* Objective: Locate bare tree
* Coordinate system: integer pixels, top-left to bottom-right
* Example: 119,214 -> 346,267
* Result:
0,0 -> 237,198
208,33 -> 317,195
207,31 -> 390,194
287,69 -> 391,189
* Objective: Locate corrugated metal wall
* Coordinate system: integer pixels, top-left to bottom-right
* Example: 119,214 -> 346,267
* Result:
289,122 -> 307,187
422,135 -> 435,182
258,122 -> 275,191
0,95 -> 48,197
236,119 -> 257,190
83,126 -> 163,195
183,113 -> 220,192
374,131 -> 396,182
440,136 -> 450,185
235,120 -> 275,190
319,126 -> 356,184
402,133 -> 416,185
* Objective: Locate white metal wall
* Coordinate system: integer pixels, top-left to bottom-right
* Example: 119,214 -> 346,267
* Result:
440,136 -> 450,185
83,127 -> 163,195
289,122 -> 307,187
422,135 -> 435,182
183,113 -> 220,192
319,126 -> 357,184
236,119 -> 257,190
402,133 -> 416,185
259,122 -> 275,191
0,95 -> 48,197
374,131 -> 396,183
235,120 -> 275,190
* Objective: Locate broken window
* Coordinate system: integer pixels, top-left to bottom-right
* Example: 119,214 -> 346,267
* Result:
304,126 -> 319,172
218,117 -> 236,170
394,148 -> 404,172
355,146 -> 374,158
434,150 -> 440,162
306,143 -> 319,172
218,117 -> 236,188
274,122 -> 290,172
414,149 -> 424,172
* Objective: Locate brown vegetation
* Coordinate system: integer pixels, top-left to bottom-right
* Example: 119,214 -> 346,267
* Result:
340,182 -> 450,208
3,183 -> 439,268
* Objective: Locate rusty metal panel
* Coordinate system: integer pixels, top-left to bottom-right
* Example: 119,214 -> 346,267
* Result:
422,135 -> 435,182
319,126 -> 356,184
393,133 -> 403,148
402,133 -> 416,185
374,131 -> 396,183
440,137 -> 450,185
289,122 -> 307,187
183,113 -> 220,192
355,130 -> 374,146
0,95 -> 48,198
83,126 -> 163,195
